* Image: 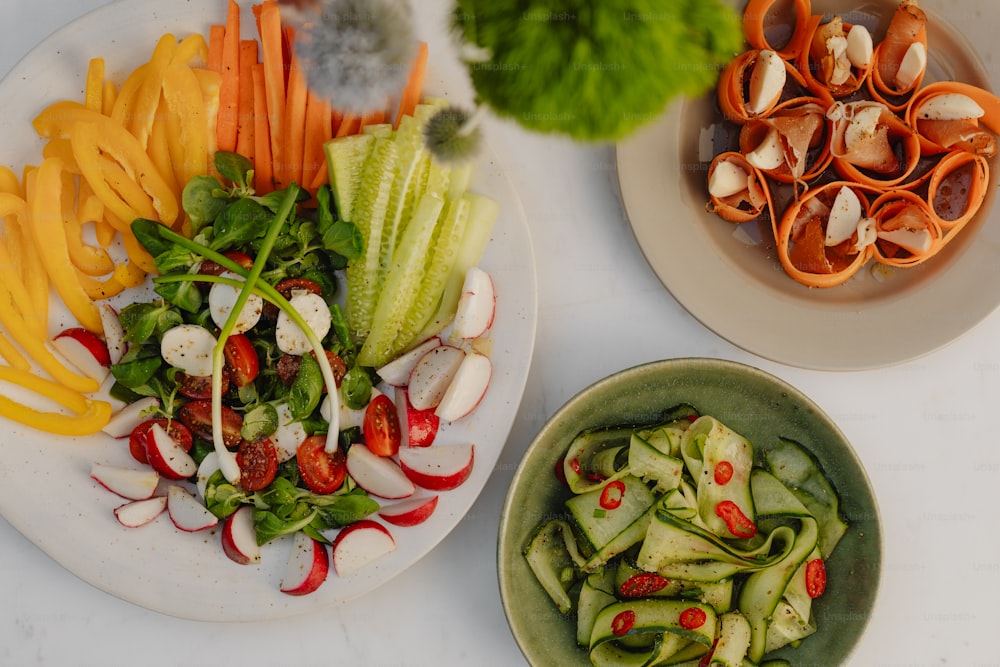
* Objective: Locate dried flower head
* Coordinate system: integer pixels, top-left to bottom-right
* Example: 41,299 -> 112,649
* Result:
287,0 -> 417,115
423,105 -> 482,164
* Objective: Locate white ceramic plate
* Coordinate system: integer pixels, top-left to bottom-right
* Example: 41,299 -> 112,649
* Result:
617,0 -> 1000,371
0,0 -> 536,621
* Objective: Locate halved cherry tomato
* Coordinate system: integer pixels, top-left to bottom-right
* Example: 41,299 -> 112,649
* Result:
275,350 -> 347,388
176,372 -> 228,400
128,418 -> 193,464
264,277 -> 324,320
296,434 -> 347,494
363,393 -> 402,457
403,390 -> 439,448
236,438 -> 278,491
178,399 -> 243,449
223,333 -> 259,387
197,250 -> 255,276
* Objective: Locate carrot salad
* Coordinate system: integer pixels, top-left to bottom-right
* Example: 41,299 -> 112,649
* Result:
707,0 -> 1000,288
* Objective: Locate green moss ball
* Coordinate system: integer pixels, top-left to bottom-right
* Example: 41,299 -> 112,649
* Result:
452,0 -> 743,141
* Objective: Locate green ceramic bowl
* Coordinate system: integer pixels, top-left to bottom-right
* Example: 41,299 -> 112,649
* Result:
498,358 -> 881,665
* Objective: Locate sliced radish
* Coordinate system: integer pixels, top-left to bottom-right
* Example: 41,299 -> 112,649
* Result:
324,387 -> 382,430
99,303 -> 127,365
435,352 -> 492,422
332,520 -> 396,576
166,485 -> 219,532
280,531 -> 330,596
275,291 -> 332,355
407,345 -> 465,411
101,396 -> 161,439
51,328 -> 111,382
146,423 -> 198,480
394,387 -> 439,448
196,451 -> 221,501
114,496 -> 167,528
399,444 -> 475,491
450,267 -> 495,340
378,495 -> 439,527
345,444 -> 415,499
209,272 -> 264,334
160,324 -> 217,377
269,401 -> 307,463
376,337 -> 441,386
91,462 -> 160,500
221,504 -> 260,565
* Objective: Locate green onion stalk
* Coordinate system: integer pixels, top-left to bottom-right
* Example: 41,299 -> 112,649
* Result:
153,184 -> 342,483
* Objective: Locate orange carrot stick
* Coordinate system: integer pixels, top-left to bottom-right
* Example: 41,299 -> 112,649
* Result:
217,0 -> 241,152
236,39 -> 259,160
394,41 -> 428,128
335,114 -> 362,138
302,87 -> 333,189
258,0 -> 287,188
208,24 -> 225,73
283,26 -> 307,186
252,62 -> 274,193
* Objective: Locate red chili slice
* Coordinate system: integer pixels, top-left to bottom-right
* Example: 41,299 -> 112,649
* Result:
599,480 -> 626,510
569,458 -> 582,475
698,639 -> 719,667
679,606 -> 707,630
619,572 -> 670,598
554,458 -> 567,485
713,460 -> 734,485
806,558 -> 827,598
611,609 -> 635,636
715,500 -> 757,538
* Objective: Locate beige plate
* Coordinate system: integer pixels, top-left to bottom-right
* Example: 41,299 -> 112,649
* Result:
617,0 -> 1000,371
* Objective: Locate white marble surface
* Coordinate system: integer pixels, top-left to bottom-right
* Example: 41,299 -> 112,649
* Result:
2,1 -> 999,665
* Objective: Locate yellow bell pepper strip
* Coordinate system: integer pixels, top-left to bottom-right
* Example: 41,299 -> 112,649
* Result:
102,78 -> 117,116
78,180 -> 118,249
56,166 -> 115,277
173,33 -> 209,65
41,138 -> 79,173
19,167 -> 49,331
0,193 -> 45,337
64,210 -> 116,277
0,332 -> 30,370
0,166 -> 19,195
193,68 -> 222,163
148,106 -> 181,197
0,366 -> 111,435
121,228 -> 156,276
0,280 -> 97,394
129,34 -> 177,148
162,60 -> 210,189
74,268 -> 127,300
109,63 -> 149,130
0,196 -> 37,315
28,157 -> 103,334
85,57 -> 104,112
47,107 -> 179,228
